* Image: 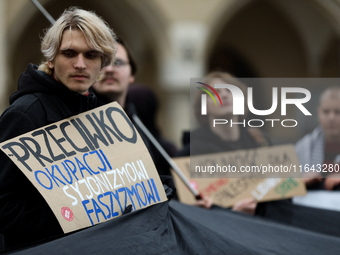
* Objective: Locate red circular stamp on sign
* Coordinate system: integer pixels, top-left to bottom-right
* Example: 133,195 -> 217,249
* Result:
61,207 -> 74,221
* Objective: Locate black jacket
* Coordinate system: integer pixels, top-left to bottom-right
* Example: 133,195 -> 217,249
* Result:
0,64 -> 97,250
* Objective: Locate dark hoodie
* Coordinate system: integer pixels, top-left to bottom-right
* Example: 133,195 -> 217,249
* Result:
0,64 -> 97,251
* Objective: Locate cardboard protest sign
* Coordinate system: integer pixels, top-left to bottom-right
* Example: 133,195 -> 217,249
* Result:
0,102 -> 167,233
172,145 -> 306,208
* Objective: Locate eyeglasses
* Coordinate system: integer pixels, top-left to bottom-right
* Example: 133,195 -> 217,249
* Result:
113,59 -> 129,67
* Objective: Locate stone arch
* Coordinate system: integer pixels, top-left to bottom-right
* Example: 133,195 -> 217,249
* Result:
206,0 -> 340,78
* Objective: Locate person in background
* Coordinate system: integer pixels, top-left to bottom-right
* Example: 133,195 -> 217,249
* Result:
0,7 -> 117,250
295,86 -> 340,190
92,39 -> 163,172
93,38 -> 136,109
177,74 -> 340,236
93,39 -> 212,208
93,39 -> 177,176
178,71 -> 271,214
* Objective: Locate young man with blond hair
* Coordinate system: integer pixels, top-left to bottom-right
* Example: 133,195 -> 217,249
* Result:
0,7 -> 117,250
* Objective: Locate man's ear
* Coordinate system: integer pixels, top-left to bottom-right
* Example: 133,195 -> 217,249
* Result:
97,69 -> 105,81
47,60 -> 54,69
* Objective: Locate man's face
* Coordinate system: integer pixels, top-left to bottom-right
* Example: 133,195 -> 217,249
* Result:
93,44 -> 135,100
318,94 -> 340,141
48,29 -> 102,94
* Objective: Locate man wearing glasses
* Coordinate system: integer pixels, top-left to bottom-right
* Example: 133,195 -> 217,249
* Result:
93,38 -> 137,109
92,39 -> 213,209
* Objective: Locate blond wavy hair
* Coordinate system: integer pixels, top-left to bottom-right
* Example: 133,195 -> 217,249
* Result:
38,7 -> 117,75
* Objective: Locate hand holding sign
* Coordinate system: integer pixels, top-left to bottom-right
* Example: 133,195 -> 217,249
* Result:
232,198 -> 257,215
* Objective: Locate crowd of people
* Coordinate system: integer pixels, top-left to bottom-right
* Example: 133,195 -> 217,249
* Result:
0,6 -> 340,254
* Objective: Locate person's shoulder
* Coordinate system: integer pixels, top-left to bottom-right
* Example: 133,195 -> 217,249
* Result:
0,94 -> 48,141
295,127 -> 322,148
1,94 -> 47,127
5,94 -> 43,115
